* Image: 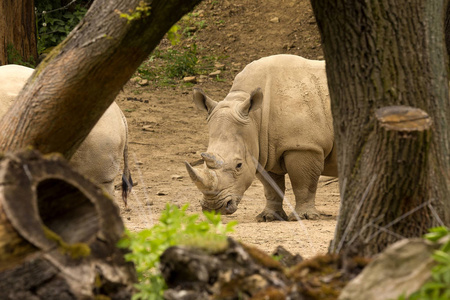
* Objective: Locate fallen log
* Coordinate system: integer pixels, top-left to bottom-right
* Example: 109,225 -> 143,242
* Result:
0,150 -> 135,299
160,238 -> 368,300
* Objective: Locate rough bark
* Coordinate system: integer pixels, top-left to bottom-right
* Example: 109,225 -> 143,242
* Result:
0,0 -> 38,66
310,0 -> 450,256
446,0 -> 450,58
0,150 -> 135,299
335,106 -> 435,255
0,0 -> 202,159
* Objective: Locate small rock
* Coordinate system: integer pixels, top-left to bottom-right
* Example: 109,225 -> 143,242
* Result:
198,75 -> 209,83
157,191 -> 168,196
127,217 -> 131,220
171,175 -> 184,180
145,200 -> 154,206
214,63 -> 226,70
131,77 -> 141,84
138,79 -> 149,86
270,17 -> 280,23
142,125 -> 155,132
183,76 -> 197,83
135,161 -> 144,165
209,70 -> 221,77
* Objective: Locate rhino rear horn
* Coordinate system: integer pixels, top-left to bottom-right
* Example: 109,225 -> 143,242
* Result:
201,152 -> 223,169
185,161 -> 218,191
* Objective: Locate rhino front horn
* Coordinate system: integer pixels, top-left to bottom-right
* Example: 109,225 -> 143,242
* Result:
185,161 -> 218,191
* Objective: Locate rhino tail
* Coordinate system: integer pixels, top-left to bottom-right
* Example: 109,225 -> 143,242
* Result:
120,109 -> 133,206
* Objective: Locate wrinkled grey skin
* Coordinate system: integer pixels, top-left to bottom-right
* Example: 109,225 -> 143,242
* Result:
186,54 -> 337,221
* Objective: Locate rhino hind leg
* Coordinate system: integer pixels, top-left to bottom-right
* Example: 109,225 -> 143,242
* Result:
284,151 -> 323,221
255,171 -> 288,222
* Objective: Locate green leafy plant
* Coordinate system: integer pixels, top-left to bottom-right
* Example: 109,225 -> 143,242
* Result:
164,44 -> 198,78
36,1 -> 88,54
196,20 -> 207,30
117,204 -> 237,300
398,226 -> 450,300
135,44 -> 200,87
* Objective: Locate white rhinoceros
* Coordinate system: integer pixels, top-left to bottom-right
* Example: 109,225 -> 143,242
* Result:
185,54 -> 337,221
0,64 -> 132,204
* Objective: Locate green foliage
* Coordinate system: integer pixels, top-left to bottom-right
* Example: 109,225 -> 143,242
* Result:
6,44 -> 36,67
117,204 -> 237,300
167,25 -> 181,45
136,45 -> 199,85
133,9 -> 229,87
35,1 -> 88,54
164,44 -> 198,78
180,13 -> 208,38
116,1 -> 151,23
398,227 -> 450,300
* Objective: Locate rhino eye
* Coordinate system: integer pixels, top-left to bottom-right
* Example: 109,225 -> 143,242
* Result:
236,163 -> 242,169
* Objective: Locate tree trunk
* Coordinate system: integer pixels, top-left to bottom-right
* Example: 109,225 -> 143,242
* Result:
310,0 -> 450,256
0,0 -> 202,159
0,0 -> 38,66
0,150 -> 135,299
446,0 -> 450,58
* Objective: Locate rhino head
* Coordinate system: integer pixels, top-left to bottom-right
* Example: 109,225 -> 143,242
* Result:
185,87 -> 263,215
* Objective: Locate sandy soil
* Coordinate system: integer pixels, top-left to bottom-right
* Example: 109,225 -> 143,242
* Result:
112,0 -> 340,258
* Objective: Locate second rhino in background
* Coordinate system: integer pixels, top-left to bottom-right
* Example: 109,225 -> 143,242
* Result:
185,54 -> 337,221
0,64 -> 132,205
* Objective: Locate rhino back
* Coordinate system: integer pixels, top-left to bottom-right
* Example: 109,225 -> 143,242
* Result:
0,65 -> 34,117
230,55 -> 333,170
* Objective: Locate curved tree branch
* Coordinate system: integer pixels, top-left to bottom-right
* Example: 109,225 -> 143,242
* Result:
0,0 -> 202,159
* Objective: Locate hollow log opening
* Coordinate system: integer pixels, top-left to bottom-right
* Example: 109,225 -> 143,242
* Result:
37,179 -> 100,244
0,150 -> 136,299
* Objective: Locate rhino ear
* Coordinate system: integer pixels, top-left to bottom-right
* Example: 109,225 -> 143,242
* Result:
239,88 -> 263,116
193,88 -> 218,115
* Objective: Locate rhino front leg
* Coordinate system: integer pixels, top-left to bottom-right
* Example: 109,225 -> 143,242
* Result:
255,171 -> 288,222
284,151 -> 323,221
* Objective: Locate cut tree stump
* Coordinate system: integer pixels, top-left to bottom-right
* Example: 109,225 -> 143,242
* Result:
333,105 -> 439,256
0,150 -> 135,300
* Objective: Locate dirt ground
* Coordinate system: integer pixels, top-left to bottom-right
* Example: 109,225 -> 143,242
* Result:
113,0 -> 340,258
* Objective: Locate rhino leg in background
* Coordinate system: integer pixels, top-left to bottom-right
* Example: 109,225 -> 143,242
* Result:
255,172 -> 289,222
284,150 -> 323,221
